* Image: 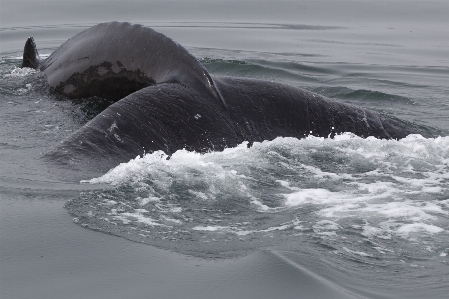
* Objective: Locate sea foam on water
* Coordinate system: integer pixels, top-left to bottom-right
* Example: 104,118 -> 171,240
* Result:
71,134 -> 449,258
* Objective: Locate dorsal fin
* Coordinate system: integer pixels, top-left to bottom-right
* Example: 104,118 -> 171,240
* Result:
22,37 -> 41,69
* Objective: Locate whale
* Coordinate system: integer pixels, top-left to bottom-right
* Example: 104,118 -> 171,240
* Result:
22,22 -> 425,172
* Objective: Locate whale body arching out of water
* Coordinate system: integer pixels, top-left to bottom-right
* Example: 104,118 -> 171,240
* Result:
22,22 -> 424,172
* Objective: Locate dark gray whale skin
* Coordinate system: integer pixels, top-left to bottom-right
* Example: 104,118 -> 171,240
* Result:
44,77 -> 422,172
22,22 -> 425,172
22,22 -> 223,103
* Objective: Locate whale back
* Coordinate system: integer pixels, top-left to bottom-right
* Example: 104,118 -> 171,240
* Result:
33,22 -> 221,103
44,82 -> 242,172
44,77 -> 425,172
215,77 -> 423,141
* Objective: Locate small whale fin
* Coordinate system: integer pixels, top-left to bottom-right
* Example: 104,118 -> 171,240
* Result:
22,37 -> 41,69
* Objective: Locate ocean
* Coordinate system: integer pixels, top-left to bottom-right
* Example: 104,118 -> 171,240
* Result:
1,1 -> 448,298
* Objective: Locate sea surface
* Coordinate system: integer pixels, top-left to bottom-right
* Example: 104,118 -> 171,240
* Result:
1,1 -> 448,298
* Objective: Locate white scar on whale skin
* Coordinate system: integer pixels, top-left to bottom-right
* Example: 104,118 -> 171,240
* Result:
105,122 -> 123,142
107,121 -> 118,133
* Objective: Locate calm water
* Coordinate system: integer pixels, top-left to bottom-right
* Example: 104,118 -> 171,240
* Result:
1,1 -> 448,298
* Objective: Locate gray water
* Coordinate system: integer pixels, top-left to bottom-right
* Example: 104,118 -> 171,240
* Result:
1,1 -> 449,298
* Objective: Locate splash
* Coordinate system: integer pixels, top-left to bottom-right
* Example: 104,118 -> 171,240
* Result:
68,134 -> 449,258
4,66 -> 38,78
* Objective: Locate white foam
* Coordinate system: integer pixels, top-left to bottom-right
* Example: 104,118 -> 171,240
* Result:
103,200 -> 117,206
284,188 -> 342,206
80,135 -> 449,255
117,212 -> 165,227
160,215 -> 183,224
5,66 -> 37,77
342,247 -> 372,257
193,225 -> 226,231
139,196 -> 160,206
188,190 -> 210,201
315,220 -> 340,230
396,223 -> 444,237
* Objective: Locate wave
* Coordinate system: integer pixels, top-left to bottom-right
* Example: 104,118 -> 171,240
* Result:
67,134 -> 449,259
